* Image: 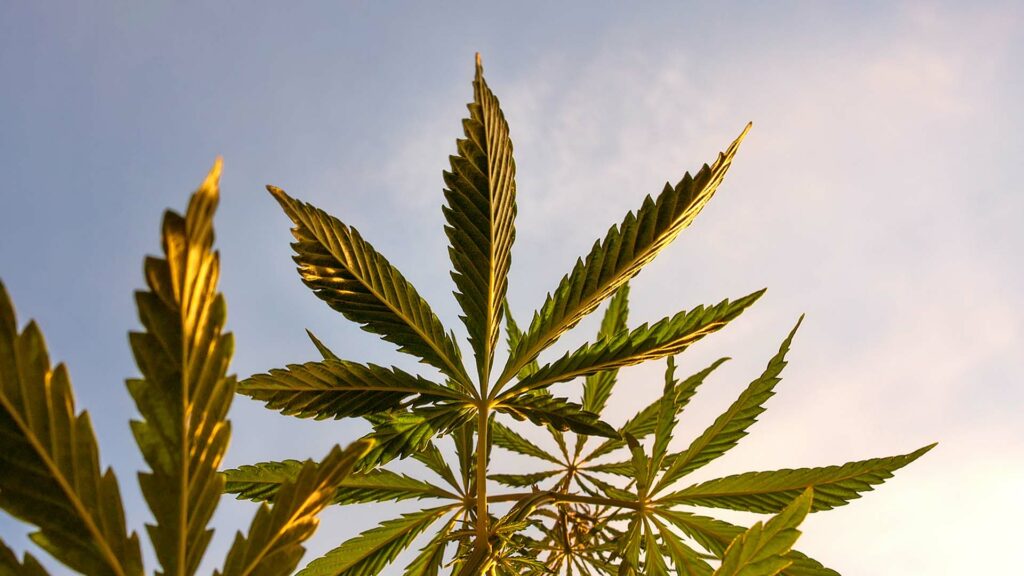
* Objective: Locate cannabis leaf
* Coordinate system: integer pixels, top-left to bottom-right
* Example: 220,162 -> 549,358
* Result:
0,282 -> 144,576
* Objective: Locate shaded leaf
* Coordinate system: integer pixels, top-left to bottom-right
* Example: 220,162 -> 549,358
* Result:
499,392 -> 619,438
0,282 -> 143,576
298,506 -> 454,576
489,470 -> 562,488
0,539 -> 50,576
359,404 -> 476,470
238,360 -> 460,420
224,460 -> 458,505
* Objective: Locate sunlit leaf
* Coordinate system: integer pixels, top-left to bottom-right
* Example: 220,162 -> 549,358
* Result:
498,125 -> 751,387
217,441 -> 372,576
444,54 -> 517,386
268,186 -> 471,389
504,291 -> 762,397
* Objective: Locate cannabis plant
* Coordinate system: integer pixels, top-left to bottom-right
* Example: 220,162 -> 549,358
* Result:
224,56 -> 933,575
0,163 -> 372,576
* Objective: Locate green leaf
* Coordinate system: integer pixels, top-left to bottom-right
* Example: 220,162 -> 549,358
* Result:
411,441 -> 462,494
503,302 -> 539,379
499,392 -> 619,438
497,125 -> 751,388
306,330 -> 340,361
489,470 -> 562,488
267,185 -> 470,389
126,160 -> 236,576
654,318 -> 802,494
443,55 -> 517,386
585,357 -> 728,462
237,360 -> 461,420
359,404 -> 476,470
0,539 -> 50,576
582,283 -> 630,415
217,441 -> 372,576
649,516 -> 713,576
490,420 -> 562,464
0,282 -> 143,576
224,460 -> 458,504
298,506 -> 454,576
712,488 -> 813,576
504,291 -> 763,397
402,513 -> 459,576
660,444 -> 935,513
653,510 -> 837,576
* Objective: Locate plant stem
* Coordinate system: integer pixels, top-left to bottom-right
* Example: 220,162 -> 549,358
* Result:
475,401 -> 490,544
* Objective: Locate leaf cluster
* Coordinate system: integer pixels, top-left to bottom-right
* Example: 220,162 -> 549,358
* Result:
1,162 -> 373,576
220,55 -> 935,576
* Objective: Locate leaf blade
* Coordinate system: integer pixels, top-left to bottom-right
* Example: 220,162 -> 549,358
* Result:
659,444 -> 935,513
268,186 -> 470,389
0,282 -> 143,576
217,441 -> 372,576
498,125 -> 751,387
127,159 -> 236,576
505,291 -> 762,397
443,55 -> 517,386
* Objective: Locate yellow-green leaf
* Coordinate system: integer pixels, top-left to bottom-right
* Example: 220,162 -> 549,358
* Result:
127,159 -> 235,576
443,54 -> 517,386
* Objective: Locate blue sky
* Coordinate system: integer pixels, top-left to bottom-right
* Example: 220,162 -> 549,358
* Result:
1,2 -> 1021,574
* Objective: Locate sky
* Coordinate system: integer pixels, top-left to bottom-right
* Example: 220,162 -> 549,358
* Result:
1,1 -> 1021,574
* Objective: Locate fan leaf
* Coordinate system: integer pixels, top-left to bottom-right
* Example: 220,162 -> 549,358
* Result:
653,510 -> 837,576
489,470 -> 562,488
654,317 -> 802,494
0,282 -> 143,576
504,291 -> 762,397
358,404 -> 476,471
659,444 -> 935,513
238,360 -> 461,420
217,441 -> 371,576
0,538 -> 50,576
224,460 -> 458,505
498,392 -> 619,438
443,55 -> 517,386
402,513 -> 459,576
712,488 -> 813,576
497,125 -> 751,388
585,357 -> 728,463
297,506 -> 454,576
490,420 -> 562,464
268,186 -> 470,390
126,159 -> 236,576
582,283 -> 630,415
